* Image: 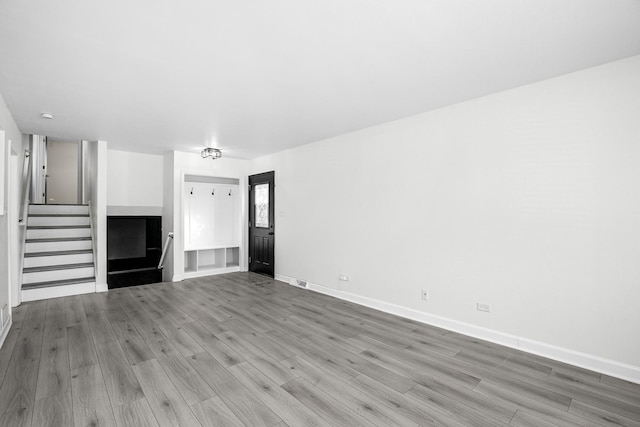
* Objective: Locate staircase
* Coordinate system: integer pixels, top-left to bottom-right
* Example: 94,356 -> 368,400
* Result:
22,204 -> 96,302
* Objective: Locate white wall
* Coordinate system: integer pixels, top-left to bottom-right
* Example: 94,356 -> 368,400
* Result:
107,149 -> 163,213
83,141 -> 108,291
0,90 -> 23,340
249,55 -> 640,380
165,151 -> 248,281
161,152 -> 175,281
0,131 -> 5,213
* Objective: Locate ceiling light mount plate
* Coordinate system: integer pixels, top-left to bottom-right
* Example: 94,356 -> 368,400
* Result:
201,147 -> 222,159
41,112 -> 54,119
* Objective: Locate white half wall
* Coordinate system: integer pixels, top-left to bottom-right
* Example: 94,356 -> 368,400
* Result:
250,55 -> 640,381
84,140 -> 108,290
161,151 -> 175,281
107,149 -> 164,209
9,149 -> 20,308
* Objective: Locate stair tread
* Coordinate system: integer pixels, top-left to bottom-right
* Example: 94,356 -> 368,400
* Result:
25,249 -> 93,258
28,214 -> 89,217
22,276 -> 95,290
23,262 -> 94,273
26,237 -> 92,243
27,225 -> 90,229
29,203 -> 89,206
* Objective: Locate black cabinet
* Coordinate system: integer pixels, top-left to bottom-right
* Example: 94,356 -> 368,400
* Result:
107,216 -> 162,288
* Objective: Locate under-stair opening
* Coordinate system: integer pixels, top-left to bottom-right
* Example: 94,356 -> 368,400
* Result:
107,216 -> 162,289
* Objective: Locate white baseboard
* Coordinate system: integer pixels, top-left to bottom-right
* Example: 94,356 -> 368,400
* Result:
0,318 -> 12,349
96,283 -> 108,293
22,282 -> 96,302
275,274 -> 640,385
173,266 -> 241,282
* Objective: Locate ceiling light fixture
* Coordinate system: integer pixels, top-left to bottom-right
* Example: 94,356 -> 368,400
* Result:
41,112 -> 54,119
201,147 -> 222,159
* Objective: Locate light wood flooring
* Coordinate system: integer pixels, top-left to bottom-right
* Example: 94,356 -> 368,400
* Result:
1,272 -> 639,426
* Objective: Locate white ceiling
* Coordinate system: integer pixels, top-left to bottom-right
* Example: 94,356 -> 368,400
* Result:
1,1 -> 639,159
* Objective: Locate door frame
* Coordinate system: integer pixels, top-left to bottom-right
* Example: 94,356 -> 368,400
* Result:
44,139 -> 82,204
248,171 -> 275,277
31,135 -> 47,204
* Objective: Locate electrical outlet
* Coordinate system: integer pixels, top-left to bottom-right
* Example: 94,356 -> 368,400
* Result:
339,275 -> 350,282
421,289 -> 429,300
477,303 -> 491,313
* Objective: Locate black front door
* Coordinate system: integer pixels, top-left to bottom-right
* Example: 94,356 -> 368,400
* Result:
249,171 -> 275,277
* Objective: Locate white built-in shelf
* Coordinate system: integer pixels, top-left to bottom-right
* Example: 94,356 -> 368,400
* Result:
226,247 -> 240,268
182,174 -> 242,280
184,246 -> 240,278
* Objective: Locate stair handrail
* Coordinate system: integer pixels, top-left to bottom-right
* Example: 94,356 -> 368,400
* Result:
19,149 -> 32,223
158,232 -> 174,270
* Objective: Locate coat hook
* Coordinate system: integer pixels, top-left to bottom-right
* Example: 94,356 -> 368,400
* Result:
212,188 -> 215,196
228,189 -> 232,196
190,187 -> 193,195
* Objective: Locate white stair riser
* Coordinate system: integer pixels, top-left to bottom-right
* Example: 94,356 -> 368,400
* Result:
28,216 -> 90,226
27,228 -> 91,239
22,282 -> 96,302
23,253 -> 93,268
26,240 -> 92,252
29,205 -> 89,215
22,266 -> 94,284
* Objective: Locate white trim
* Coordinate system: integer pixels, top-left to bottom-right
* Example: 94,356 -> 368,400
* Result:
275,273 -> 640,385
107,205 -> 163,216
16,221 -> 27,308
87,200 -> 98,279
174,266 -> 241,282
0,318 -> 11,349
21,282 -> 96,302
87,200 -> 108,294
517,339 -> 640,385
